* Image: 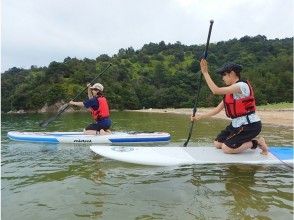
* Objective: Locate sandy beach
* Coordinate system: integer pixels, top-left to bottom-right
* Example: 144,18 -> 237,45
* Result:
129,107 -> 294,127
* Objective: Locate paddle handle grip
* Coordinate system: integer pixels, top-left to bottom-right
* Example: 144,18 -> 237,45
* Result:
203,20 -> 214,59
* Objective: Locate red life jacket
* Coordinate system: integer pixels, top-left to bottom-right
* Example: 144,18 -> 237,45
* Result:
90,96 -> 110,120
223,80 -> 256,118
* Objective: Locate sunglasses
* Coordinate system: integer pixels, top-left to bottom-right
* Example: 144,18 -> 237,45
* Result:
91,88 -> 99,91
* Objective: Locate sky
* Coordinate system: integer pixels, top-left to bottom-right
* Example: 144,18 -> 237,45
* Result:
1,0 -> 293,72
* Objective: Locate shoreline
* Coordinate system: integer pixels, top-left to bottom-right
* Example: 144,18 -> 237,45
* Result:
128,108 -> 294,127
5,106 -> 293,127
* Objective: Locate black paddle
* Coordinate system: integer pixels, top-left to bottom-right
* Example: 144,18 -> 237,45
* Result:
39,63 -> 112,127
183,20 -> 214,147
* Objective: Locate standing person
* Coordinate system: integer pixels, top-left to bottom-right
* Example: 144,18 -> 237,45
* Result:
191,59 -> 268,155
69,83 -> 111,135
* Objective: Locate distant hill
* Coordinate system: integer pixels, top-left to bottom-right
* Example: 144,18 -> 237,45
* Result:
1,35 -> 293,113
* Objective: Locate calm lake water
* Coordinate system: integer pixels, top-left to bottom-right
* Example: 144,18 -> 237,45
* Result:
1,112 -> 293,220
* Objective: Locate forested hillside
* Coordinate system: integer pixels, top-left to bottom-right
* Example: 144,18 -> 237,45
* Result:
1,35 -> 293,113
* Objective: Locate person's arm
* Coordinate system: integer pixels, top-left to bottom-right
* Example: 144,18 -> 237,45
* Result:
191,101 -> 224,121
200,59 -> 241,95
87,83 -> 93,99
83,97 -> 99,109
69,101 -> 84,107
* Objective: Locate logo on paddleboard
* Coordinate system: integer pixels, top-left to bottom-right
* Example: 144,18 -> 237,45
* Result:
111,146 -> 134,152
73,139 -> 92,143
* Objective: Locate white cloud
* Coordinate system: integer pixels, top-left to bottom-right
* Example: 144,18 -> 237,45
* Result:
1,0 -> 293,72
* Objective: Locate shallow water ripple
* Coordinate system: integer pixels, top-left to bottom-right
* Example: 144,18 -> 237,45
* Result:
1,112 -> 293,220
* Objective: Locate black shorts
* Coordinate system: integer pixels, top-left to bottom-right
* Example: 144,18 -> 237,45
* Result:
215,121 -> 262,149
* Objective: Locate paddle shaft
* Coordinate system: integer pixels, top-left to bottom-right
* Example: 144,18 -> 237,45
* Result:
183,20 -> 214,147
39,63 -> 112,127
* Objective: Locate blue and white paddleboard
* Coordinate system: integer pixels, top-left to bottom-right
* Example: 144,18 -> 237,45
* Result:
90,146 -> 294,166
7,131 -> 170,144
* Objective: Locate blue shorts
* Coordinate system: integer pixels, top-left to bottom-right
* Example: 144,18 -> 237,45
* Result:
85,118 -> 111,131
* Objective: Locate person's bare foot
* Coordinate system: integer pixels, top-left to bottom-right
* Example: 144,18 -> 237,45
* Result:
98,129 -> 111,135
257,137 -> 268,155
214,141 -> 222,149
99,129 -> 107,135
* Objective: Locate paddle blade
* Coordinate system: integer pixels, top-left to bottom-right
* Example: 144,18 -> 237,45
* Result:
183,140 -> 189,147
39,117 -> 55,127
39,112 -> 62,127
183,121 -> 194,147
39,103 -> 69,127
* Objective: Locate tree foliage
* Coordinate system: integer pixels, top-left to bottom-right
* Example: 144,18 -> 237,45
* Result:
1,36 -> 293,112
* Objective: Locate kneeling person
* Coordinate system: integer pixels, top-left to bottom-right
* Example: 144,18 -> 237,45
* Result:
69,83 -> 111,135
191,60 -> 268,155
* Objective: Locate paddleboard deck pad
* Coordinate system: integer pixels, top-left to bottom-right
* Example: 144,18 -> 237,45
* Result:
7,131 -> 170,144
90,146 -> 293,166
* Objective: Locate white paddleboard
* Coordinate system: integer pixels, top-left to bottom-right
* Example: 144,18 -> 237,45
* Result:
7,131 -> 170,144
90,146 -> 294,166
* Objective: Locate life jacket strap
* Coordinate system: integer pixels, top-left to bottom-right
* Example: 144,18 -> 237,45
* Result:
245,111 -> 255,123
